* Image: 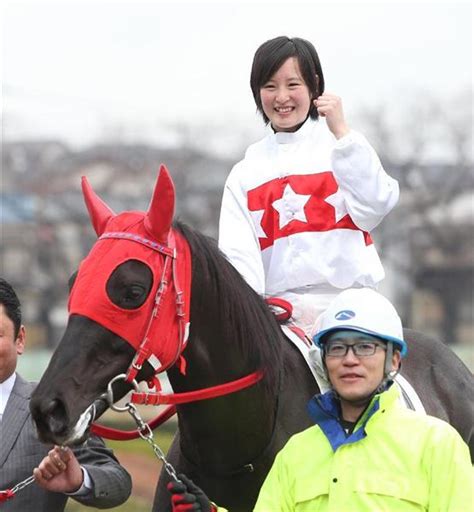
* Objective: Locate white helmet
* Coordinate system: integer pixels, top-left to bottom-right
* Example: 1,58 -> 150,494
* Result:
312,288 -> 407,356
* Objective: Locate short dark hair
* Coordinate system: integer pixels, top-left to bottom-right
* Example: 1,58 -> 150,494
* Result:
250,36 -> 325,124
0,278 -> 22,338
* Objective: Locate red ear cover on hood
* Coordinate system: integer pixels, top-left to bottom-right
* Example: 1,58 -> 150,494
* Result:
144,164 -> 175,243
81,176 -> 115,236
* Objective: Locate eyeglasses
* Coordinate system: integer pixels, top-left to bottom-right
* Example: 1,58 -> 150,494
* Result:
325,341 -> 385,358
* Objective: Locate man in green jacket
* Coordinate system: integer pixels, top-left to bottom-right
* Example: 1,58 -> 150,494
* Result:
168,288 -> 472,511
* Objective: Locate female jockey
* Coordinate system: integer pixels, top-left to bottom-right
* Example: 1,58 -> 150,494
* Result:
218,36 -> 399,335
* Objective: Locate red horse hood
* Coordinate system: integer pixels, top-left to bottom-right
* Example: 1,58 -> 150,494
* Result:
68,166 -> 191,375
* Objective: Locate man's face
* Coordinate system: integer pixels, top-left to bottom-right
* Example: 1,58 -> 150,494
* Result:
324,333 -> 400,403
0,304 -> 25,383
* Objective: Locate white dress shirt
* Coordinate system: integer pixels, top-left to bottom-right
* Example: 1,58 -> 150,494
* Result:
0,372 -> 17,421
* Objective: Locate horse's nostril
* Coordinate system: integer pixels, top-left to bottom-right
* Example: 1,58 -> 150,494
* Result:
40,399 -> 69,436
43,399 -> 59,415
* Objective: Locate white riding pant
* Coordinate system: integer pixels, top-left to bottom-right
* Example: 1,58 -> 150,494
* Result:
277,286 -> 341,338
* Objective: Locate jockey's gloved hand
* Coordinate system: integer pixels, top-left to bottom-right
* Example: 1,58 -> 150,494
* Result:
167,474 -> 217,512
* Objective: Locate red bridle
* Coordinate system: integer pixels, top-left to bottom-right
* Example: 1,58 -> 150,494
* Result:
98,229 -> 192,383
90,227 -> 263,440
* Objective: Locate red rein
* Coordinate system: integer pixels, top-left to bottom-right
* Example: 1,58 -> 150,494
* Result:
91,371 -> 264,440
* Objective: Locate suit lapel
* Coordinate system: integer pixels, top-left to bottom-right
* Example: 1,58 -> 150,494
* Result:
0,373 -> 33,467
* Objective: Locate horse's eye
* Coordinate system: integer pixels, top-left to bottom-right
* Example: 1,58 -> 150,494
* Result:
124,285 -> 146,302
106,259 -> 153,309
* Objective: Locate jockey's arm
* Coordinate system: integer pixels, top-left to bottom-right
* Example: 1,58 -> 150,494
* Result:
331,131 -> 399,231
218,180 -> 266,295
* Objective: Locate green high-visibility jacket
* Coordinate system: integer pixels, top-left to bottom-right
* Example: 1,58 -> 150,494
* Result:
253,385 -> 472,511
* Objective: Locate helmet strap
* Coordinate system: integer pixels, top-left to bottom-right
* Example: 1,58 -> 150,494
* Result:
384,342 -> 394,376
376,342 -> 401,394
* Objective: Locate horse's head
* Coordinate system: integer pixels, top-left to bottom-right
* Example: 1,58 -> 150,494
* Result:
30,165 -> 191,445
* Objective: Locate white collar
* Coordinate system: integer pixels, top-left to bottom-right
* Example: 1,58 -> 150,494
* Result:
0,372 -> 17,414
268,116 -> 319,145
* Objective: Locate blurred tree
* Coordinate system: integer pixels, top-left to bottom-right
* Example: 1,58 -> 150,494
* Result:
359,90 -> 473,343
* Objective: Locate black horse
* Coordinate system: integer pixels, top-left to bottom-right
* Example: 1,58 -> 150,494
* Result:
31,167 -> 474,512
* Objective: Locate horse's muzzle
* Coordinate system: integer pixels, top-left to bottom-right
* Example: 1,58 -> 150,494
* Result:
30,397 -> 71,444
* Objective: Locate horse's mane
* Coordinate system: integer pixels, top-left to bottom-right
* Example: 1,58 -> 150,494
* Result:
175,221 -> 283,394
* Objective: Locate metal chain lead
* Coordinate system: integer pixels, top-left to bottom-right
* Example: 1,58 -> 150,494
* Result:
126,403 -> 181,483
0,474 -> 34,501
11,475 -> 36,494
106,374 -> 181,483
1,447 -> 70,500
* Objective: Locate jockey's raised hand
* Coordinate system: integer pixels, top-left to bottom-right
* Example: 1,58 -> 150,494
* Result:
313,92 -> 349,139
167,474 -> 217,512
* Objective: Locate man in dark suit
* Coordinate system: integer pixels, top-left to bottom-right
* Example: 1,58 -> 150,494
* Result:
0,278 -> 132,511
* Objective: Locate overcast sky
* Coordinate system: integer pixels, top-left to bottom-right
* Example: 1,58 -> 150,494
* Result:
2,0 -> 472,150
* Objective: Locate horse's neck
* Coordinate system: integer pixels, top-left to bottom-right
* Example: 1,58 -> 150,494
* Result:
168,338 -> 276,472
168,233 -> 288,470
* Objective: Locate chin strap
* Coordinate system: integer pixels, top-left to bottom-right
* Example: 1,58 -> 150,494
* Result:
376,342 -> 400,394
91,405 -> 177,441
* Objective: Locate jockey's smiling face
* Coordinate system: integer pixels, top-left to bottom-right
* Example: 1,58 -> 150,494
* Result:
259,57 -> 312,133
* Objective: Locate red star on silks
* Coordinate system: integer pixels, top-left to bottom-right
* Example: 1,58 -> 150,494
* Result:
247,172 -> 373,251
